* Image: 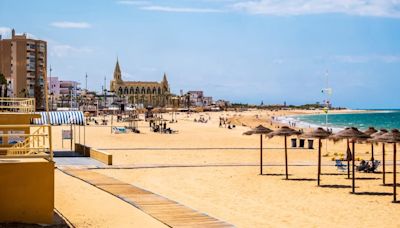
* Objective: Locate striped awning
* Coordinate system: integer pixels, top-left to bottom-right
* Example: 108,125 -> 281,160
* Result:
32,111 -> 85,126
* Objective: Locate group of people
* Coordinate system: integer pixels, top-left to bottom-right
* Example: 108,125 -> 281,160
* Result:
219,117 -> 236,129
357,160 -> 380,173
150,120 -> 175,134
194,115 -> 209,123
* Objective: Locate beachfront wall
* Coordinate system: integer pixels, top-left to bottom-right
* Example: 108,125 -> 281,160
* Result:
0,160 -> 54,224
75,143 -> 113,165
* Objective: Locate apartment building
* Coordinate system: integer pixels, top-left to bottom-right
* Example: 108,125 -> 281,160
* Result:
0,29 -> 46,109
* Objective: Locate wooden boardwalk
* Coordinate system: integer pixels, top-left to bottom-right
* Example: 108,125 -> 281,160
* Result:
62,168 -> 233,228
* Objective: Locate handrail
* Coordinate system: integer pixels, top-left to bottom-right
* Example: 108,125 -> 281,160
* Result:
0,97 -> 35,113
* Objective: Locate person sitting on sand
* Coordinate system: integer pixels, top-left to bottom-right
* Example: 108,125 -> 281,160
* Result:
357,160 -> 368,172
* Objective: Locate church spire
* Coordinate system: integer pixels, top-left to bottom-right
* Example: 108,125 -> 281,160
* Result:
114,58 -> 122,81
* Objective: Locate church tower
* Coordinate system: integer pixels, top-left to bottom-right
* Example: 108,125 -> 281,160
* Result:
110,59 -> 122,92
161,72 -> 169,93
114,59 -> 122,81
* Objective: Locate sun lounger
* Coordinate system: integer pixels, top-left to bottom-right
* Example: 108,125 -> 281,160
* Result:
112,127 -> 126,134
335,160 -> 347,171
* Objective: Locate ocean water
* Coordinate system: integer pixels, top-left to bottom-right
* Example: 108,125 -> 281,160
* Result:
294,110 -> 400,131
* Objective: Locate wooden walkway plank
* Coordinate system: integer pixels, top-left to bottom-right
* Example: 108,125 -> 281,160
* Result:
62,168 -> 233,228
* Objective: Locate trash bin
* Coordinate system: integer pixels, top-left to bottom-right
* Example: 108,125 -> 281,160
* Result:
299,139 -> 305,148
308,139 -> 314,149
291,138 -> 297,148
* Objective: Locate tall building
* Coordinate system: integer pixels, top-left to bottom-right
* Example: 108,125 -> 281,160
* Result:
110,59 -> 171,107
0,29 -> 46,109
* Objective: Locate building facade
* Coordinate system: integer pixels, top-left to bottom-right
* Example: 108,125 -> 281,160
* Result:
0,29 -> 46,109
110,60 -> 171,107
47,77 -> 81,109
187,90 -> 213,107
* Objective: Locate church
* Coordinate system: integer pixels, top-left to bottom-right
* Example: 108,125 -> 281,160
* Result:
110,60 -> 171,107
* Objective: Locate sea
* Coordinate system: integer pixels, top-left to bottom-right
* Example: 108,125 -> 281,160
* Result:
280,110 -> 400,132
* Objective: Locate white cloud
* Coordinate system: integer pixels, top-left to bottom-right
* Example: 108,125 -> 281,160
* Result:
50,44 -> 93,57
0,27 -> 11,38
50,21 -> 91,29
140,5 -> 224,13
230,0 -> 400,18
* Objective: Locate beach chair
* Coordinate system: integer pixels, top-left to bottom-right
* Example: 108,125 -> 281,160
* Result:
335,160 -> 347,171
112,127 -> 126,134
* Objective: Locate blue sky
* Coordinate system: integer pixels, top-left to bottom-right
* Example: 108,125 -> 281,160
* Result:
1,0 -> 400,109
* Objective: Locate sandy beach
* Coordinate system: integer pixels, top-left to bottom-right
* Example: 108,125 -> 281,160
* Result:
53,109 -> 400,227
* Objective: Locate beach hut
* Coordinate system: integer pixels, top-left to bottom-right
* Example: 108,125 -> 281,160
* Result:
370,129 -> 388,185
243,125 -> 273,175
364,127 -> 378,161
374,129 -> 400,203
330,127 -> 370,194
267,126 -> 301,180
303,128 -> 331,186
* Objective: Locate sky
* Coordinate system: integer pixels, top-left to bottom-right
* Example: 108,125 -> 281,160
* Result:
0,0 -> 400,109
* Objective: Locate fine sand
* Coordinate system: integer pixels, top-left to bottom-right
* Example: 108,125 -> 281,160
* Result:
53,109 -> 399,227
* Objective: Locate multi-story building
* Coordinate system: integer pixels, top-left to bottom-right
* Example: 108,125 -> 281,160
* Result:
47,77 -> 81,109
187,91 -> 213,107
0,29 -> 46,109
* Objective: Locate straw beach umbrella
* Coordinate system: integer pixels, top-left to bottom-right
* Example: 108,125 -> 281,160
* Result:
370,129 -> 388,185
364,127 -> 378,161
331,127 -> 370,193
303,128 -> 332,186
267,126 -> 301,179
243,125 -> 273,175
374,129 -> 400,203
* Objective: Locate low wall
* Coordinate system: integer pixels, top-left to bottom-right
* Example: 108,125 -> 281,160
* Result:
0,160 -> 54,224
90,148 -> 113,165
75,143 -> 112,165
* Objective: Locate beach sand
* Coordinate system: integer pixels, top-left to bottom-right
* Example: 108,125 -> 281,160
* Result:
53,109 -> 399,227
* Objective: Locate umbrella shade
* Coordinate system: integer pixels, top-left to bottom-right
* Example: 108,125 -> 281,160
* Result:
369,129 -> 389,185
364,127 -> 378,136
374,129 -> 400,143
330,127 -> 370,194
374,129 -> 400,203
243,125 -> 273,135
302,127 -> 331,139
302,128 -> 331,186
267,126 -> 301,138
369,129 -> 389,141
267,126 -> 301,180
243,125 -> 273,175
330,127 -> 370,141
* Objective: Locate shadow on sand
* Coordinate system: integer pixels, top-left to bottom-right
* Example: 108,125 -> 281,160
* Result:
319,184 -> 353,189
286,178 -> 317,182
261,173 -> 290,177
353,192 -> 393,196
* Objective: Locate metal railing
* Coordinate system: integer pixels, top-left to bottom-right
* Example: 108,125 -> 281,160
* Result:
0,125 -> 52,160
0,97 -> 35,113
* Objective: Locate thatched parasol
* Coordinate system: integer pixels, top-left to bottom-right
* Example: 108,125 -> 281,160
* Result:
330,127 -> 370,194
267,126 -> 302,179
374,129 -> 400,203
370,129 -> 388,185
364,127 -> 378,161
243,125 -> 273,175
303,128 -> 332,186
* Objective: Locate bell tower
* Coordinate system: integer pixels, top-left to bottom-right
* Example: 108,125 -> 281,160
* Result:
110,58 -> 122,92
